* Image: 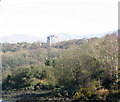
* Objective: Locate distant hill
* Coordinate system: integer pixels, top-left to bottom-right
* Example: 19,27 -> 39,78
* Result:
0,34 -> 44,43
0,33 -> 83,43
0,31 -> 112,43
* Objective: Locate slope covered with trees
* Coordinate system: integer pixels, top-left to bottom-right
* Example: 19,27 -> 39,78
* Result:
1,32 -> 120,101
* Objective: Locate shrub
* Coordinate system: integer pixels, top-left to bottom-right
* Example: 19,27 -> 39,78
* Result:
106,90 -> 120,101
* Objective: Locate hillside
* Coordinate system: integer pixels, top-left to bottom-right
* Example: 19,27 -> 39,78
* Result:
1,32 -> 120,101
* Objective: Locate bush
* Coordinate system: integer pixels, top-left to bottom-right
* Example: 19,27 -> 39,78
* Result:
73,88 -> 96,100
106,90 -> 120,101
2,65 -> 57,90
73,88 -> 110,101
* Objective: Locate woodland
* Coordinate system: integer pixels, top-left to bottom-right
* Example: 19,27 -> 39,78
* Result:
1,32 -> 120,101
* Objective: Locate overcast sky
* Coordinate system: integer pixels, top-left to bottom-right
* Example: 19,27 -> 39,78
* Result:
0,0 -> 118,40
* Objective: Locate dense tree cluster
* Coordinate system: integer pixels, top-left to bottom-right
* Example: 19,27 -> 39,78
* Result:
1,32 -> 120,101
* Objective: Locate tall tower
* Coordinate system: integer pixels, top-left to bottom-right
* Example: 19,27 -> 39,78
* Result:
47,35 -> 56,59
47,35 -> 55,46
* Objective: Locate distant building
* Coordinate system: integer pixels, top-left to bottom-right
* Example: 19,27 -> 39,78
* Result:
47,35 -> 56,46
47,35 -> 57,59
36,40 -> 43,46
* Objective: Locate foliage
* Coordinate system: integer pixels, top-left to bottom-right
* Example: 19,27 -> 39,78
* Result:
73,88 -> 98,101
2,65 -> 57,90
2,32 -> 119,101
106,90 -> 120,101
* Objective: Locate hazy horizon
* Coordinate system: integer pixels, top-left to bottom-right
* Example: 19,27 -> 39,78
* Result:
0,0 -> 118,42
0,30 -> 117,43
